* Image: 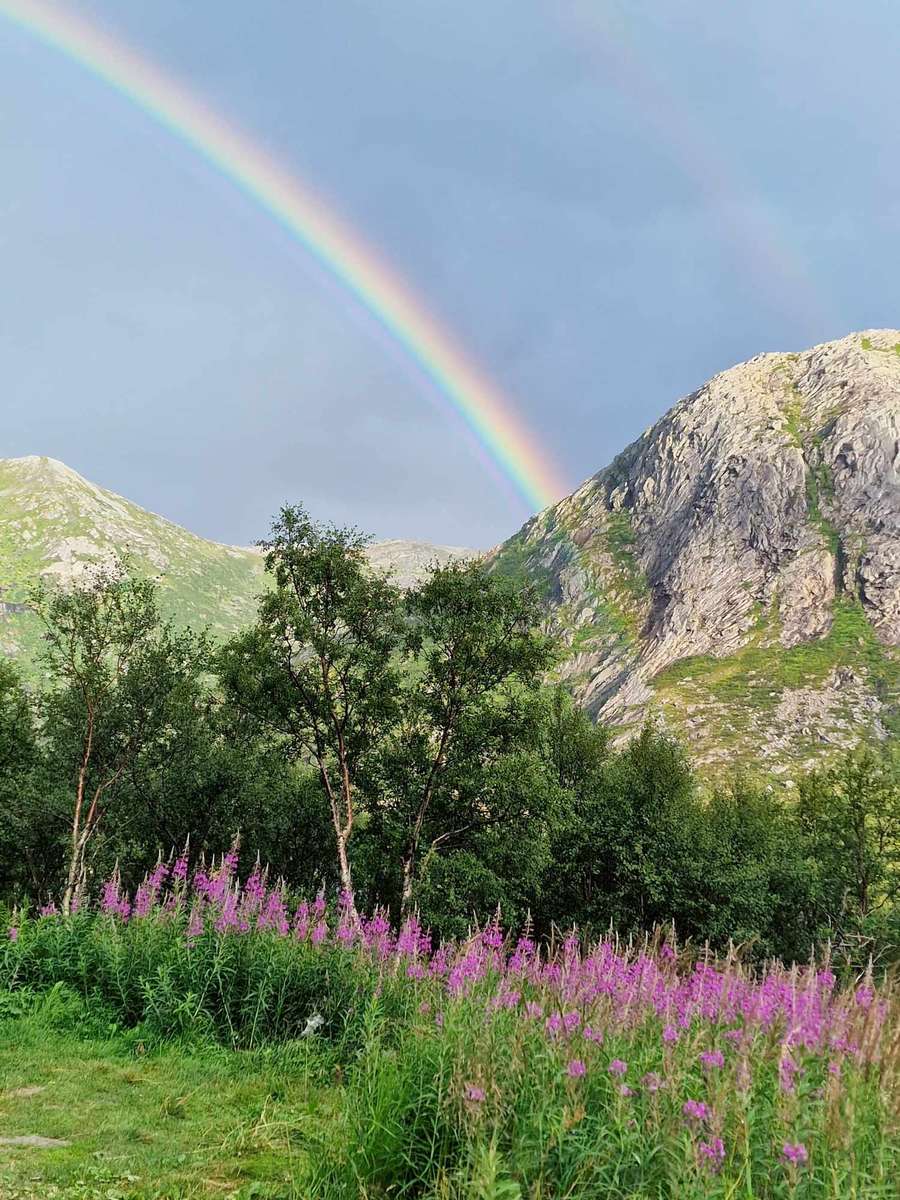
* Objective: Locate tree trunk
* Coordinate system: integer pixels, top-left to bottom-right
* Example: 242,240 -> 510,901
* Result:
400,854 -> 415,913
62,719 -> 94,917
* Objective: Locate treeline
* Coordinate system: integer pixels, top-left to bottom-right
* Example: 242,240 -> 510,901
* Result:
1,504 -> 898,963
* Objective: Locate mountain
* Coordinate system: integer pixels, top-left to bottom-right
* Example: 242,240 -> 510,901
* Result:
0,456 -> 474,666
491,330 -> 900,773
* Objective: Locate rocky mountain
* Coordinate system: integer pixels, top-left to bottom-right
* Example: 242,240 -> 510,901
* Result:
0,456 -> 474,666
492,330 -> 900,773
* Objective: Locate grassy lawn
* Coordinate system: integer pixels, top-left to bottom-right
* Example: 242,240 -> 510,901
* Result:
0,1011 -> 327,1199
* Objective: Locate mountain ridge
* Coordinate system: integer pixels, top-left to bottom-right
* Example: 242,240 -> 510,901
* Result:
0,454 -> 475,663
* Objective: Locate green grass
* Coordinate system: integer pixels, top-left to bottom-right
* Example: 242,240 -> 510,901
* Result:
860,337 -> 900,354
655,598 -> 896,705
602,511 -> 648,603
0,1003 -> 330,1198
650,598 -> 900,762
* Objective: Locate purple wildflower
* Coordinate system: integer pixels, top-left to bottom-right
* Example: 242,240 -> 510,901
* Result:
464,1084 -> 486,1103
698,1138 -> 726,1172
567,1059 -> 586,1078
781,1142 -> 808,1166
8,926 -> 18,942
779,1055 -> 800,1094
683,1099 -> 710,1122
608,1059 -> 628,1077
855,985 -> 874,1010
700,1049 -> 725,1070
663,1025 -> 680,1044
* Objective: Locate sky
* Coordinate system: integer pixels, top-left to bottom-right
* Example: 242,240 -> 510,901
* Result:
2,0 -> 898,549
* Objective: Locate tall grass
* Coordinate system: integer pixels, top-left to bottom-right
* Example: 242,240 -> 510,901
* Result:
3,855 -> 899,1197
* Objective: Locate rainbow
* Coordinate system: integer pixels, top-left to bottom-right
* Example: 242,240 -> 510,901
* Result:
560,3 -> 834,332
0,0 -> 568,513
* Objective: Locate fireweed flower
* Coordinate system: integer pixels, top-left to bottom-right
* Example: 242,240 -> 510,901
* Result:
464,1084 -> 486,1103
700,1049 -> 725,1070
698,1138 -> 726,1172
781,1143 -> 809,1166
642,1072 -> 664,1093
186,906 -> 203,940
683,1100 -> 710,1122
618,1084 -> 634,1097
563,1010 -> 582,1033
7,926 -> 17,942
855,985 -> 875,1010
608,1059 -> 628,1077
583,1025 -> 603,1044
663,1025 -> 680,1044
567,1059 -> 586,1078
779,1055 -> 800,1094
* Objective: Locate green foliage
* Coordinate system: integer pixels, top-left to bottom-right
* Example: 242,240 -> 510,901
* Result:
370,559 -> 554,913
217,505 -> 406,898
796,746 -> 900,950
0,458 -> 267,676
30,562 -> 211,911
603,510 -> 649,601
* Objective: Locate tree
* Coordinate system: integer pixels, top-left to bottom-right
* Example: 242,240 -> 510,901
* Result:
796,746 -> 900,937
0,660 -> 51,898
378,560 -> 554,912
217,506 -> 405,906
31,562 -> 208,913
543,723 -> 700,935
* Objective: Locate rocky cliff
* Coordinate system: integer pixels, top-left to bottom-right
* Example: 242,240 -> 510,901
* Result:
492,331 -> 900,771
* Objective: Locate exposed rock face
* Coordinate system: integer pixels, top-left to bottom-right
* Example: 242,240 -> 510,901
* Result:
0,456 -> 474,667
491,331 -> 900,770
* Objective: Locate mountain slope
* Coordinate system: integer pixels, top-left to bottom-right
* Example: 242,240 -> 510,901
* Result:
0,456 -> 474,665
492,330 -> 900,771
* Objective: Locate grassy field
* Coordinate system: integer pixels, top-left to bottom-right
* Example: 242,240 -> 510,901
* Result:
3,864 -> 900,1198
0,1003 -> 326,1199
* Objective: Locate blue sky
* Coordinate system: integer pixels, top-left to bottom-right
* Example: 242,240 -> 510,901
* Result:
2,0 -> 897,547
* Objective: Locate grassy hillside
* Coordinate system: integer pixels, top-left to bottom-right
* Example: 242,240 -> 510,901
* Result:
0,457 -> 266,667
0,457 -> 474,672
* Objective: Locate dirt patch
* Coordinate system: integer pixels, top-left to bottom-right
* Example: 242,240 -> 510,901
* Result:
0,1135 -> 69,1149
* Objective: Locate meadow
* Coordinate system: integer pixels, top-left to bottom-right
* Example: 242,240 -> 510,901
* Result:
2,853 -> 898,1199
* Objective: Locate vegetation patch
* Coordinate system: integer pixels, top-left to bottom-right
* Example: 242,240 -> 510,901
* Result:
654,598 -> 895,709
3,871 -> 899,1199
